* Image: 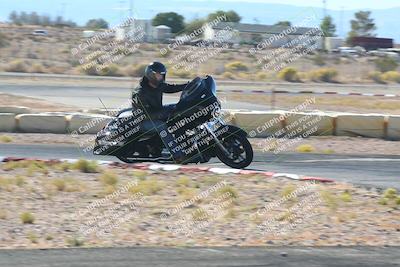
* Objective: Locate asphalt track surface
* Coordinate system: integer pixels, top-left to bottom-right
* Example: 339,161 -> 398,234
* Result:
0,246 -> 399,267
1,143 -> 399,189
0,84 -> 269,111
2,82 -> 400,111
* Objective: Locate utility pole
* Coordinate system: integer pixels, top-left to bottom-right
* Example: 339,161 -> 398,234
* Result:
129,0 -> 133,18
340,6 -> 344,38
119,1 -> 124,22
323,0 -> 327,18
59,2 -> 66,18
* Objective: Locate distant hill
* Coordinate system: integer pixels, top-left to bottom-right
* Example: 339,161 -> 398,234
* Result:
0,0 -> 398,41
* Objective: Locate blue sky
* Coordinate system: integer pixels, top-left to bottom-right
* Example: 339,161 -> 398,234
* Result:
0,0 -> 399,41
1,0 -> 399,23
213,0 -> 400,10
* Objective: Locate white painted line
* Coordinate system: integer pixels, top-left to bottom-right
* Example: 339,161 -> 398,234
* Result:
286,158 -> 400,163
97,160 -> 115,165
273,173 -> 301,180
60,158 -> 79,163
208,168 -> 241,174
148,164 -> 181,171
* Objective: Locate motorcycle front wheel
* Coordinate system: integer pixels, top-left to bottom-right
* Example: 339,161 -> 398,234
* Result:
216,131 -> 253,169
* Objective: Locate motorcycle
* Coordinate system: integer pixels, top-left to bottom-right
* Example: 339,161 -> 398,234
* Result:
93,75 -> 253,169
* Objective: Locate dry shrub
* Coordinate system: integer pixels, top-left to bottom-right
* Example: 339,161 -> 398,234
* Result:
225,61 -> 249,72
309,68 -> 338,83
5,60 -> 28,72
125,63 -> 147,77
278,67 -> 299,82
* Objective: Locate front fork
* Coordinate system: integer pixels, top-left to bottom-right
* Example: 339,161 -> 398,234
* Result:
202,119 -> 230,157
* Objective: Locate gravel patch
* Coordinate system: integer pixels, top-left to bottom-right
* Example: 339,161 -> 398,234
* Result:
0,160 -> 398,249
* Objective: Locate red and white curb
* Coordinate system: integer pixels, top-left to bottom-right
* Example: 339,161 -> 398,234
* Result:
0,157 -> 335,183
219,89 -> 400,98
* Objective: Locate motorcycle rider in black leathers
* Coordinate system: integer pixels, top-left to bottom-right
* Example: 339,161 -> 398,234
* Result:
131,62 -> 189,163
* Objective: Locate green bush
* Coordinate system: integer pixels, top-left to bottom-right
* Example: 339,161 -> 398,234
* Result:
222,72 -> 235,80
309,68 -> 338,83
0,32 -> 8,47
218,185 -> 239,199
340,191 -> 352,202
368,71 -> 386,84
67,237 -> 84,247
225,61 -> 249,72
52,179 -> 66,191
0,135 -> 13,143
278,67 -> 299,82
125,63 -> 147,77
30,63 -> 46,73
97,64 -> 123,77
99,171 -> 119,186
79,64 -> 98,76
72,159 -> 99,173
375,57 -> 398,73
296,144 -> 315,153
129,178 -> 162,195
169,69 -> 191,78
255,72 -> 268,81
381,71 -> 400,83
312,54 -> 326,66
20,212 -> 35,224
383,188 -> 397,199
5,60 -> 28,73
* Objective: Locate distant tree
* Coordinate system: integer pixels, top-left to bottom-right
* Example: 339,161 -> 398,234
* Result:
40,15 -> 52,26
320,16 -> 336,37
183,19 -> 206,34
207,10 -> 241,23
55,16 -> 64,26
7,11 -> 76,27
375,57 -> 398,72
0,32 -> 8,47
64,20 -> 77,28
8,11 -> 19,24
274,21 -> 292,27
348,11 -> 376,38
85,18 -> 109,29
251,33 -> 263,43
152,12 -> 185,33
19,11 -> 28,24
29,12 -> 40,25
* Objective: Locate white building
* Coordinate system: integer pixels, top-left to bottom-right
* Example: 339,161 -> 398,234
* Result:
325,37 -> 344,51
205,22 -> 324,49
153,25 -> 171,42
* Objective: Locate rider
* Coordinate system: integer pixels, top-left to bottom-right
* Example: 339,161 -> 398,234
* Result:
131,61 -> 189,163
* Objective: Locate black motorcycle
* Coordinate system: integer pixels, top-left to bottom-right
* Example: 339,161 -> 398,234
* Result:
93,75 -> 253,169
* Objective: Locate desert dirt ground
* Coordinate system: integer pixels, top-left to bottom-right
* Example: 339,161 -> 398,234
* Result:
228,93 -> 400,115
0,93 -> 77,112
1,24 -> 399,84
0,159 -> 399,249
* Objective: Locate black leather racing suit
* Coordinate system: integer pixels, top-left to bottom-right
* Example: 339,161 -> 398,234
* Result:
131,77 -> 189,161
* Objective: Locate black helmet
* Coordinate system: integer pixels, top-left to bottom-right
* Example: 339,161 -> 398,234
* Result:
144,62 -> 167,87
